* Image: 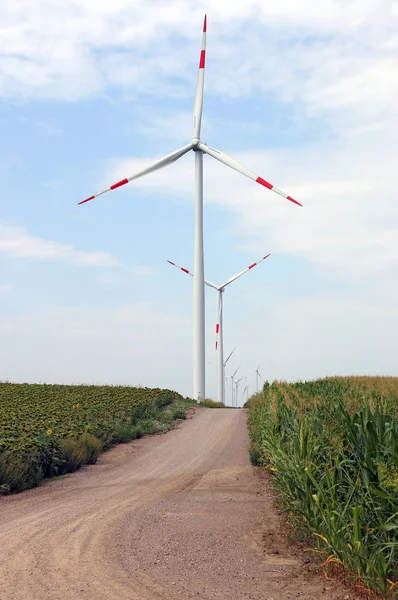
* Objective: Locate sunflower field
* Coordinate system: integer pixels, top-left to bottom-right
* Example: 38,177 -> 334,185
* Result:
247,377 -> 398,598
0,383 -> 192,494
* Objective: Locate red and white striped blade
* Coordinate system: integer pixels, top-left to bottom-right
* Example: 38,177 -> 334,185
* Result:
193,15 -> 207,139
198,142 -> 302,207
79,143 -> 193,205
167,259 -> 194,278
215,291 -> 221,351
167,260 -> 219,290
223,253 -> 271,288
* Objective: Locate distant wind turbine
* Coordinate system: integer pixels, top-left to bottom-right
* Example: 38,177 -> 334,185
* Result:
242,384 -> 249,403
255,365 -> 264,393
230,367 -> 240,408
223,347 -> 235,404
79,15 -> 302,401
167,254 -> 270,404
235,377 -> 244,408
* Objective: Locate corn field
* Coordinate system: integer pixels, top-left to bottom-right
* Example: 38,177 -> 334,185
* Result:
248,377 -> 398,598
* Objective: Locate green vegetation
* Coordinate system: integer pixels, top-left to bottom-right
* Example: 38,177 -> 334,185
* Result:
200,399 -> 225,408
0,383 -> 194,494
247,377 -> 398,598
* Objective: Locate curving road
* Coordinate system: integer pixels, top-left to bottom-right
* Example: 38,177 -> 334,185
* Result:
0,408 -> 348,600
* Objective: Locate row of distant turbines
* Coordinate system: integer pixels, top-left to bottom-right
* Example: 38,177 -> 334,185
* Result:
79,15 -> 302,403
224,363 -> 264,408
167,255 -> 268,404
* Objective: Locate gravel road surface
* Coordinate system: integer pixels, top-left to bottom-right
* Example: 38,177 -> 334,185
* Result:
0,408 -> 349,600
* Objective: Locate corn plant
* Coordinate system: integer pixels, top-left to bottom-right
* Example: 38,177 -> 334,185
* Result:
248,377 -> 398,598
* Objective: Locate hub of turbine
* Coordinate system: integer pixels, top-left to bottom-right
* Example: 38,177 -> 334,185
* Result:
192,137 -> 200,147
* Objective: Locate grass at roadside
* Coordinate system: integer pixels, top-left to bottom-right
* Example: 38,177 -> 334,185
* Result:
0,383 -> 195,495
247,377 -> 398,599
200,399 -> 225,408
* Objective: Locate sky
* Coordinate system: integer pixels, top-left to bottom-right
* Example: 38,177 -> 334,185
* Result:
1,0 -> 398,405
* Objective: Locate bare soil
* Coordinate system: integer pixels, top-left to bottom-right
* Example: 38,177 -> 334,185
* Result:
0,407 -> 352,600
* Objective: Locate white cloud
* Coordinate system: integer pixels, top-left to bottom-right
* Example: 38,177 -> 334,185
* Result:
2,0 -> 398,394
36,1 -> 393,285
0,283 -> 13,294
0,302 -> 185,339
0,0 -> 397,124
102,130 -> 398,280
135,110 -> 205,143
97,265 -> 155,286
0,223 -> 118,267
131,265 -> 155,276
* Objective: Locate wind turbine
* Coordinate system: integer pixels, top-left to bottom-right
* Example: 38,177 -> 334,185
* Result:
78,15 -> 302,401
255,365 -> 264,393
167,254 -> 270,404
230,366 -> 240,408
235,377 -> 244,407
222,347 -> 235,404
242,384 -> 250,403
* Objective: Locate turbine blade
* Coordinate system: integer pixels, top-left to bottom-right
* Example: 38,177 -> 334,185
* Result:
205,280 -> 219,290
167,260 -> 194,278
215,292 -> 221,351
193,15 -> 207,139
199,142 -> 302,207
224,347 -> 235,366
222,253 -> 271,288
79,144 -> 193,205
167,260 -> 218,289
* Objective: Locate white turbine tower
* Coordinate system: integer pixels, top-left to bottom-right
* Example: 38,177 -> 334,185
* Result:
167,254 -> 270,404
79,15 -> 302,401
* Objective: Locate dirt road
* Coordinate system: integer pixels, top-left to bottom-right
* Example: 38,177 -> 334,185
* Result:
0,408 -> 348,600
